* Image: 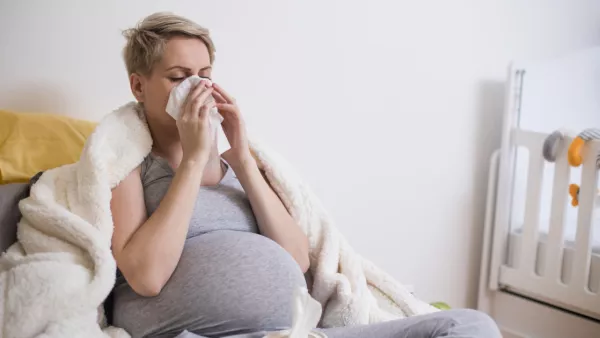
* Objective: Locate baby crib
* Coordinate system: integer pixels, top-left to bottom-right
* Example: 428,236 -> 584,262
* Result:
478,47 -> 600,338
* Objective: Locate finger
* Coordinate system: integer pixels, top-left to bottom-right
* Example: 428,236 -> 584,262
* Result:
183,80 -> 213,118
182,81 -> 208,120
183,81 -> 208,109
212,91 -> 228,104
199,100 -> 216,120
190,87 -> 214,118
215,103 -> 238,114
212,83 -> 235,104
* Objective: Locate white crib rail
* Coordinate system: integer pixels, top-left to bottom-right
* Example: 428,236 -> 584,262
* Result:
545,136 -> 571,285
518,130 -> 545,276
497,129 -> 600,320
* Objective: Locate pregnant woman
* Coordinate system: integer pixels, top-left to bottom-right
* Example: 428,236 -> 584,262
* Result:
110,12 -> 501,338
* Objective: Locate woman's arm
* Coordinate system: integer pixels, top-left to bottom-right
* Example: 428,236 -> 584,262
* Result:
111,162 -> 205,296
212,82 -> 309,272
111,80 -> 215,296
229,157 -> 310,273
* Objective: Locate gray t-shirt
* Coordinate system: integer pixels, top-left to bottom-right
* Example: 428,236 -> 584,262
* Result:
112,154 -> 306,338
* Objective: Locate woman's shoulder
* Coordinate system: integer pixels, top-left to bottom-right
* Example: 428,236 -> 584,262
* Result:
112,165 -> 142,192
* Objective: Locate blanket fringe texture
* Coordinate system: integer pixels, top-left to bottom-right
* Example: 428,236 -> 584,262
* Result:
0,102 -> 437,337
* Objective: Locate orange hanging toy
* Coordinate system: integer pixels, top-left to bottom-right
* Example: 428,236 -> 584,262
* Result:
568,128 -> 600,167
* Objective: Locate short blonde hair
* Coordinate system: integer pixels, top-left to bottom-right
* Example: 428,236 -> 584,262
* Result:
122,12 -> 216,76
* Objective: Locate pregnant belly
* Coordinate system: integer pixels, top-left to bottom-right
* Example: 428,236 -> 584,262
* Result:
112,231 -> 307,338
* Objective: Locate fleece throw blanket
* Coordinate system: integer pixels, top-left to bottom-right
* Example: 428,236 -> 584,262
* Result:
0,102 -> 437,338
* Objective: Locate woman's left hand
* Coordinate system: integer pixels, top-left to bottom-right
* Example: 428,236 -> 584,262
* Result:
212,83 -> 252,166
213,85 -> 309,271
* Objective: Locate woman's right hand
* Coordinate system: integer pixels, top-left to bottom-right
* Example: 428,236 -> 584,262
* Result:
114,80 -> 216,296
176,80 -> 215,166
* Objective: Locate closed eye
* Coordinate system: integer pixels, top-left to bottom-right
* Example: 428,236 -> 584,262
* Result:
168,77 -> 185,82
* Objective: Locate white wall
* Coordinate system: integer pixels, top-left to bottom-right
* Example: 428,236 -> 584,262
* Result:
1,0 -> 599,308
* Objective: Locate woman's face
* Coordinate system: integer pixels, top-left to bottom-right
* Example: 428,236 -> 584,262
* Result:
131,36 -> 212,129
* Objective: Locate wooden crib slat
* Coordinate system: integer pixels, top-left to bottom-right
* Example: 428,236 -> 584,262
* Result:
570,142 -> 598,293
519,138 -> 545,275
545,142 -> 570,283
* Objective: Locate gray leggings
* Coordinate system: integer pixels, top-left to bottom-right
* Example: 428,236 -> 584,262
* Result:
173,309 -> 501,338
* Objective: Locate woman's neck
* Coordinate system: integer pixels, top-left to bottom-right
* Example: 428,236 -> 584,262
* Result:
147,120 -> 224,186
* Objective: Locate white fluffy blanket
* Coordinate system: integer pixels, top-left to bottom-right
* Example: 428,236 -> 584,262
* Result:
0,102 -> 437,338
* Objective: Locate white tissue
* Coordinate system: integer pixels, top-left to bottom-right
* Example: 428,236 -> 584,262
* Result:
165,75 -> 224,138
264,287 -> 326,338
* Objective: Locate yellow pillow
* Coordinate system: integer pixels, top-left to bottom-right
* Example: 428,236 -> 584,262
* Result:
0,109 -> 97,184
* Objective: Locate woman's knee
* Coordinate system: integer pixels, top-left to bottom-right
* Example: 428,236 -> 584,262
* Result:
446,309 -> 502,337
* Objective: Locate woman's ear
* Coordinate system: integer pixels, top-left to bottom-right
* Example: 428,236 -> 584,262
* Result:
129,73 -> 145,102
